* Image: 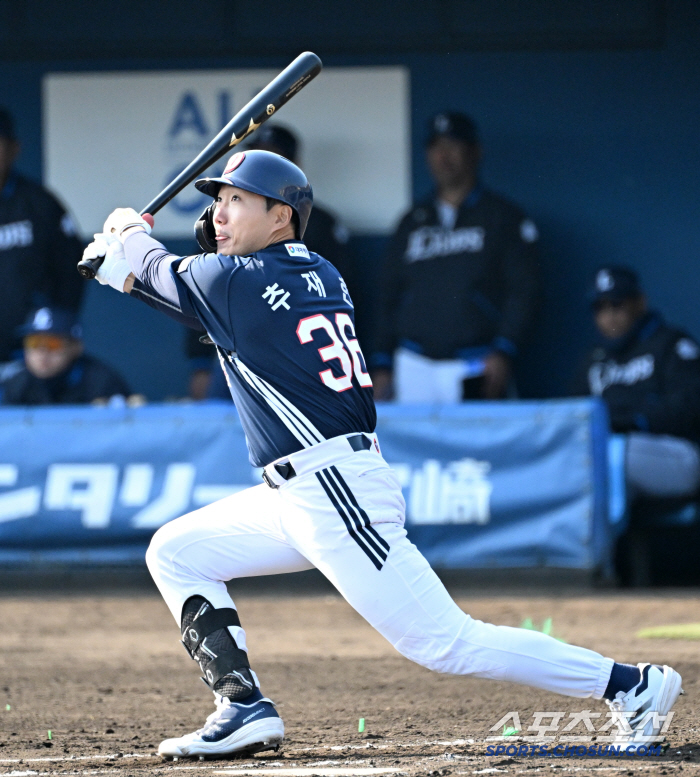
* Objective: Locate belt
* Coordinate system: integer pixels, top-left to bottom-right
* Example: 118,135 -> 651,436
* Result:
262,433 -> 374,489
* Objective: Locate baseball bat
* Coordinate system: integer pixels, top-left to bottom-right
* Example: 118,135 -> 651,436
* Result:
77,51 -> 323,279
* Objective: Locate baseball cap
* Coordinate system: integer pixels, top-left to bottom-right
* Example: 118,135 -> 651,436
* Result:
588,267 -> 643,304
0,107 -> 16,141
426,111 -> 479,147
245,124 -> 298,163
18,306 -> 83,339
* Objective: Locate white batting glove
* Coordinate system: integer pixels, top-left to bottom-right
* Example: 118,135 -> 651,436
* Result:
103,208 -> 152,244
83,233 -> 132,292
81,232 -> 111,266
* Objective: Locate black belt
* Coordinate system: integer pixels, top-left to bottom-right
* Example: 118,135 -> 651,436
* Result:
262,434 -> 372,489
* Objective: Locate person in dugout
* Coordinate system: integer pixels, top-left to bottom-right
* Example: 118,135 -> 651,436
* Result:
371,111 -> 539,402
0,306 -> 131,406
572,266 -> 700,501
0,107 -> 84,369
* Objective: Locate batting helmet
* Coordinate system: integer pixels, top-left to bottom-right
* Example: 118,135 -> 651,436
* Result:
193,150 -> 313,252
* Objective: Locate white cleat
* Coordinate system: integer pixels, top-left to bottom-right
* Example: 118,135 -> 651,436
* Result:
606,663 -> 683,744
158,689 -> 284,760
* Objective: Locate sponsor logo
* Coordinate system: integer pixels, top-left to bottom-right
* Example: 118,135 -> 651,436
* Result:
286,243 -> 310,259
405,226 -> 485,262
243,708 -> 265,724
391,458 -> 493,525
0,462 -> 247,529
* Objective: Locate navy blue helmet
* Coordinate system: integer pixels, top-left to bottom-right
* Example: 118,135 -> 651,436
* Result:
194,150 -> 313,251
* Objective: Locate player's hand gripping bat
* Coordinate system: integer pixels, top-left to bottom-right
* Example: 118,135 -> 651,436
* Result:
77,51 -> 322,279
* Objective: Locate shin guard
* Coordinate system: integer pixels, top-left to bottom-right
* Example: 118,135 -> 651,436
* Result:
181,596 -> 255,701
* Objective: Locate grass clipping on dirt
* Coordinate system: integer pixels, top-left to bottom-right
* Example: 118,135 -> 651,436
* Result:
637,623 -> 700,640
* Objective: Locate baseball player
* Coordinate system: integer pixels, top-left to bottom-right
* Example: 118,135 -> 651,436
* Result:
82,150 -> 682,760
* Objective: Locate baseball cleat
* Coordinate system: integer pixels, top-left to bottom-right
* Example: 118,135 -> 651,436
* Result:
605,663 -> 683,743
158,688 -> 284,760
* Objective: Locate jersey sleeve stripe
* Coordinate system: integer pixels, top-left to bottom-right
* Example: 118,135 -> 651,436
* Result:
233,357 -> 325,445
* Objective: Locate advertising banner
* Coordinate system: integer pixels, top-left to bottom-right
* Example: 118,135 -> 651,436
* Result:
0,400 -> 609,569
43,67 -> 410,238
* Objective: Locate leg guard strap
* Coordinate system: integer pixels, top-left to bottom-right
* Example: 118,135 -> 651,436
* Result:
182,607 -> 242,658
202,649 -> 252,688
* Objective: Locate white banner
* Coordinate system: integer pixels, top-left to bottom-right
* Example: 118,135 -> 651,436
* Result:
43,66 -> 411,239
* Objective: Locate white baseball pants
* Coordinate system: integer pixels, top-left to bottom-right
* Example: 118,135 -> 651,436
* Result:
146,433 -> 614,699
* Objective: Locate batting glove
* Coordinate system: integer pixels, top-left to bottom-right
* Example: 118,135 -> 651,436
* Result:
83,233 -> 133,292
103,208 -> 152,244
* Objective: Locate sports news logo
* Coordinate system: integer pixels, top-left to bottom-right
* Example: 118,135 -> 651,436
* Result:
486,709 -> 674,755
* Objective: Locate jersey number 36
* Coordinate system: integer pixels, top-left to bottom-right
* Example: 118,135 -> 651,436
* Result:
297,313 -> 372,392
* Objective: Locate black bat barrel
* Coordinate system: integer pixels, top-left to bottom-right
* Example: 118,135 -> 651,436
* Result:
77,51 -> 322,280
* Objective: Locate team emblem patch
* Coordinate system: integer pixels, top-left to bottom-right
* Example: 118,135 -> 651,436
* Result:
224,152 -> 246,174
285,243 -> 310,259
596,270 -> 614,292
520,219 -> 539,243
676,338 -> 700,360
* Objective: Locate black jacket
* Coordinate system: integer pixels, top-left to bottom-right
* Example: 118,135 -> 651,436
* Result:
572,312 -> 700,440
372,187 -> 539,366
0,355 -> 130,406
0,172 -> 85,361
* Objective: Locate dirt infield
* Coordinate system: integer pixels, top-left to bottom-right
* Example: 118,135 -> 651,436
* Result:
0,577 -> 698,776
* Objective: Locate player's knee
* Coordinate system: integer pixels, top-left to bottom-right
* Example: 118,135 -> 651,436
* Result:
146,523 -> 177,573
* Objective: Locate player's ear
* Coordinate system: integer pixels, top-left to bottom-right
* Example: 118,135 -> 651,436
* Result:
275,203 -> 293,229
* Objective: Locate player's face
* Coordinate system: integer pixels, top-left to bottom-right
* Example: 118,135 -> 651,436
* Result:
24,335 -> 83,380
427,137 -> 480,192
593,295 -> 647,339
212,185 -> 292,256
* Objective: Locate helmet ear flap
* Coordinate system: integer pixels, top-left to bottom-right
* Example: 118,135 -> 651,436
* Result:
194,203 -> 217,253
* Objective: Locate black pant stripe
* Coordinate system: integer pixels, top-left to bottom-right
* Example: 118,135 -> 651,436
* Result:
329,466 -> 391,553
323,468 -> 389,562
319,469 -> 387,564
315,470 -> 385,570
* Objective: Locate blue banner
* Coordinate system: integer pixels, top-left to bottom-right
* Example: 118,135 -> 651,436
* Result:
0,399 -> 611,570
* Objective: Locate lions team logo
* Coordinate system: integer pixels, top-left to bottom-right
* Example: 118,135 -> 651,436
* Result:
224,152 -> 245,174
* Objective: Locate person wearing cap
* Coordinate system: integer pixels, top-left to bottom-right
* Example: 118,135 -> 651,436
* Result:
372,111 -> 539,402
572,266 -> 700,499
78,152 -> 683,761
0,107 -> 85,366
192,124 -> 356,401
0,306 -> 130,406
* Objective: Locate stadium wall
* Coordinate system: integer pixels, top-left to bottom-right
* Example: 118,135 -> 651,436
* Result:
0,0 -> 697,400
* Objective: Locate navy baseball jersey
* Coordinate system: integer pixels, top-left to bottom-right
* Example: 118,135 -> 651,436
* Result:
126,234 -> 375,467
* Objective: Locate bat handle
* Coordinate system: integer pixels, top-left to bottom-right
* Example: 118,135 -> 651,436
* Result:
77,255 -> 103,280
77,214 -> 153,279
